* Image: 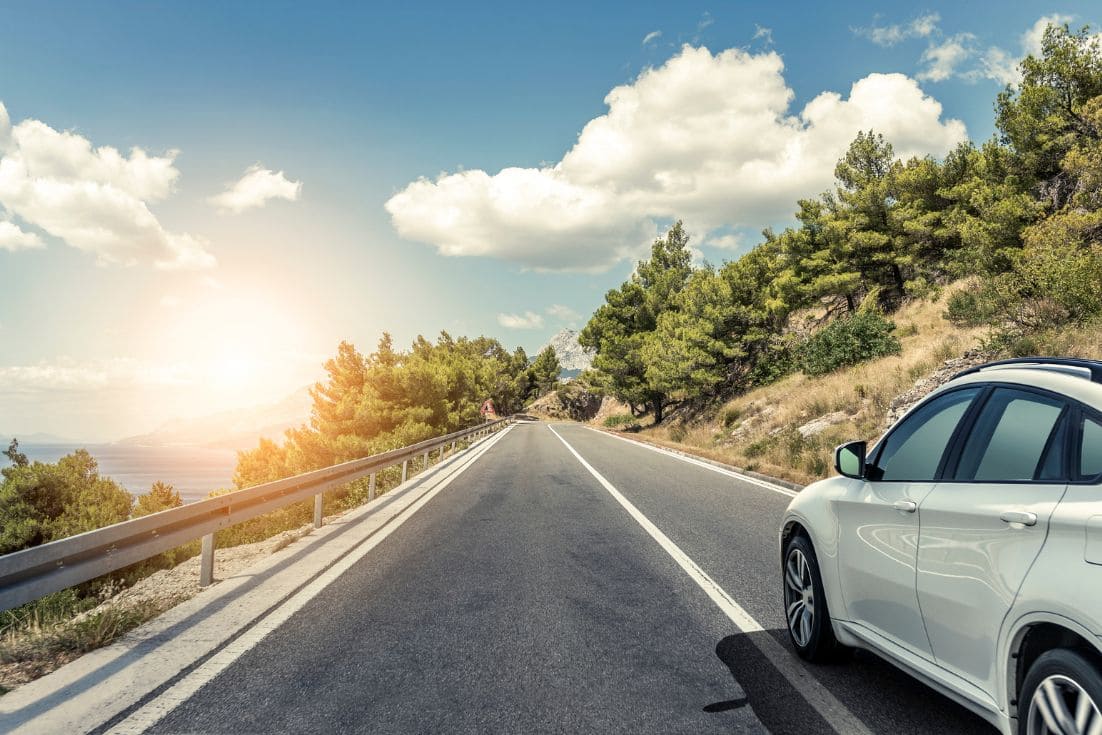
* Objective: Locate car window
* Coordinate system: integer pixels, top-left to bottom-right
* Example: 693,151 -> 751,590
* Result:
954,388 -> 1065,482
1081,415 -> 1102,480
875,387 -> 981,482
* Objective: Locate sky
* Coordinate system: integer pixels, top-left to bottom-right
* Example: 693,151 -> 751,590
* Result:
0,0 -> 1098,441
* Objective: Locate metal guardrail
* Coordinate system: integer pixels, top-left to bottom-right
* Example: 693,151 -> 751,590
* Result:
0,417 -> 514,613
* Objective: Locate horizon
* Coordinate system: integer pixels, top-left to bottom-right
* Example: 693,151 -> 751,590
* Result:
1,1 -> 1099,440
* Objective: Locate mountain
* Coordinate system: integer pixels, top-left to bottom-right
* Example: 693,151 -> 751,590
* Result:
117,387 -> 312,451
541,329 -> 594,377
0,431 -> 78,445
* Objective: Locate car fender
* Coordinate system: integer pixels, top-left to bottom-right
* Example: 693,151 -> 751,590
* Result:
781,477 -> 852,626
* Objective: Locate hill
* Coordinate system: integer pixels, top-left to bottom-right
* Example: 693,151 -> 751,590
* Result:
593,284 -> 1102,485
117,387 -> 312,451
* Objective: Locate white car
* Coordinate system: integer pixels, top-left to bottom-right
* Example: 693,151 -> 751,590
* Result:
780,358 -> 1102,735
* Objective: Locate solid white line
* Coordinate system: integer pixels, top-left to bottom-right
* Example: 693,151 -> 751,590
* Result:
549,425 -> 872,735
583,425 -> 798,498
107,426 -> 514,735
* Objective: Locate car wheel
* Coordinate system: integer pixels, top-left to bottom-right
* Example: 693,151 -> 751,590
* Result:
1020,648 -> 1102,735
783,534 -> 845,662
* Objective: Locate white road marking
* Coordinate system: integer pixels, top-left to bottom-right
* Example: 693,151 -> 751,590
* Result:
584,425 -> 799,498
107,426 -> 514,735
549,425 -> 873,735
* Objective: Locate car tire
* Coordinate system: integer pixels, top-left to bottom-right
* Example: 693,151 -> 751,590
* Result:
1019,648 -> 1102,735
782,534 -> 846,662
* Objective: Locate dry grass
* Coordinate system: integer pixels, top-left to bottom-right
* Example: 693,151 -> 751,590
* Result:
629,285 -> 986,485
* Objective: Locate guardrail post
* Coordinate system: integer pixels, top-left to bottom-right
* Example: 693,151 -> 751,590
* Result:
451,440 -> 456,454
313,493 -> 323,528
401,460 -> 408,483
368,472 -> 376,500
200,533 -> 215,587
423,450 -> 429,469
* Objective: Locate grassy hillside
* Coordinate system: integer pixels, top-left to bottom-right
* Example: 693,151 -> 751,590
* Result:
605,285 -> 1102,485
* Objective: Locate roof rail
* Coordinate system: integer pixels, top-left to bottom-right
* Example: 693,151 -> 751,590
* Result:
952,357 -> 1102,384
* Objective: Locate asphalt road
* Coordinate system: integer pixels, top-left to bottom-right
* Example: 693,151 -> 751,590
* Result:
145,421 -> 993,734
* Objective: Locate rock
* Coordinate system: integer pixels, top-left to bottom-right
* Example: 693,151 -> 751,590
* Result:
797,411 -> 849,438
526,382 -> 603,421
539,329 -> 594,375
884,349 -> 990,429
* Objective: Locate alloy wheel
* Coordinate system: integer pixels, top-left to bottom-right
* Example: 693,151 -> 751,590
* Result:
784,546 -> 815,648
1027,674 -> 1102,735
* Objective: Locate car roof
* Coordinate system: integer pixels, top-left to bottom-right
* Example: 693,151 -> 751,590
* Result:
939,366 -> 1102,411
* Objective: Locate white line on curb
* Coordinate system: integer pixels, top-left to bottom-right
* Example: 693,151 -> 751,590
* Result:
106,426 -> 514,735
584,425 -> 798,498
549,425 -> 872,735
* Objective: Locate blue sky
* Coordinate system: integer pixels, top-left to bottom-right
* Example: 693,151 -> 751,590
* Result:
0,1 -> 1098,440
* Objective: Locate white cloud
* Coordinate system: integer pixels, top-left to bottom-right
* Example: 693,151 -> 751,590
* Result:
752,25 -> 773,45
386,45 -> 967,272
977,46 -> 1021,86
546,304 -> 581,323
642,30 -> 662,46
1022,14 -> 1073,58
855,13 -> 940,47
497,311 -> 544,329
697,12 -> 714,32
0,357 -> 194,395
918,34 -> 975,82
0,220 -> 43,251
0,101 -> 215,269
703,233 -> 744,250
970,14 -> 1085,86
208,165 -> 302,214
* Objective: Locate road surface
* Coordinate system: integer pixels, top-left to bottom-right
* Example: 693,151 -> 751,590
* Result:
101,421 -> 992,733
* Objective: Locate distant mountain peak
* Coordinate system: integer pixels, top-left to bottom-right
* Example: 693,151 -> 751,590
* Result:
542,328 -> 594,374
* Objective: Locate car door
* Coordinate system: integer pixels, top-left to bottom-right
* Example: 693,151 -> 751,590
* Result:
916,386 -> 1069,699
836,386 -> 983,657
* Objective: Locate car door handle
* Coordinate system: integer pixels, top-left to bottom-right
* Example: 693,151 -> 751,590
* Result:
893,500 -> 917,513
1000,510 -> 1038,526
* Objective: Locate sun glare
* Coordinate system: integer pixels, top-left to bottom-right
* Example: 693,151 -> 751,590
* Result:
212,353 -> 253,387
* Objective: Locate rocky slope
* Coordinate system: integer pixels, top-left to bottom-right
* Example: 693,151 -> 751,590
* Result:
541,329 -> 594,375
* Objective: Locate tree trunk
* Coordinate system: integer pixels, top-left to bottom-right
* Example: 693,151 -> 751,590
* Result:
653,399 -> 665,424
845,292 -> 856,313
890,263 -> 905,301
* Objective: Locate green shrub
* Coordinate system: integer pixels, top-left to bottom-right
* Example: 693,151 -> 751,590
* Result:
668,425 -> 687,443
602,414 -> 638,428
800,310 -> 902,377
721,407 -> 741,428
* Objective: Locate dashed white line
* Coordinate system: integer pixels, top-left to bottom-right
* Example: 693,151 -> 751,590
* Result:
549,424 -> 872,735
106,426 -> 514,735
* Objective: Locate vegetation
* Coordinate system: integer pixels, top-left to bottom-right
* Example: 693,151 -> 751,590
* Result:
232,332 -> 531,488
800,308 -> 901,377
583,23 -> 1102,426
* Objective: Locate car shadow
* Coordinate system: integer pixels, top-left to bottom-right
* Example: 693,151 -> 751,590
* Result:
713,629 -> 995,735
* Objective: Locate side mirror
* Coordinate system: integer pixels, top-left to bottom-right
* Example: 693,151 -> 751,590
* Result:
835,440 -> 867,479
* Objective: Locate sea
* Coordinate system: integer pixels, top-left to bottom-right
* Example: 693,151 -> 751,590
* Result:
6,443 -> 239,504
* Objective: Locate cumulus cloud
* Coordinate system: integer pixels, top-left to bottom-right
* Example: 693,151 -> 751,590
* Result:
209,165 -> 302,214
497,311 -> 544,329
546,304 -> 581,324
0,101 -> 214,269
918,34 -> 975,81
1022,14 -> 1074,58
965,14 -> 1074,86
854,13 -> 940,47
0,220 -> 43,251
642,30 -> 662,46
386,45 -> 967,272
